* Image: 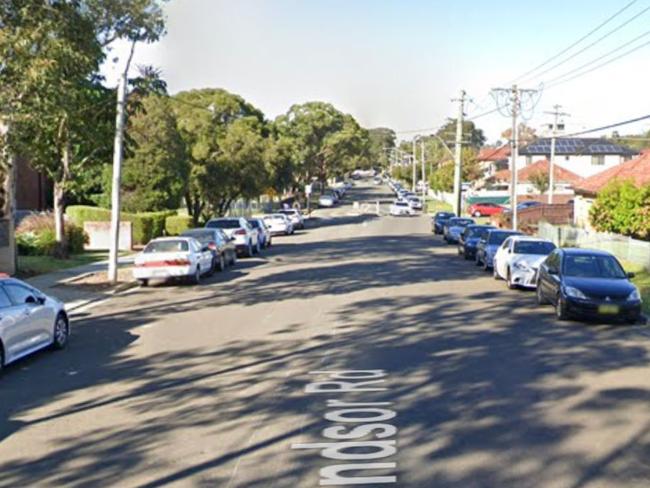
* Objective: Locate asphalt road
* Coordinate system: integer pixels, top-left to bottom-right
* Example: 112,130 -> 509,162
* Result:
2,183 -> 650,488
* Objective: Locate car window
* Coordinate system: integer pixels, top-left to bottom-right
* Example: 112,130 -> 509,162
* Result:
4,283 -> 35,305
0,287 -> 13,308
488,231 -> 519,245
563,255 -> 627,279
182,230 -> 213,241
501,238 -> 511,250
206,219 -> 240,229
546,251 -> 560,271
144,240 -> 189,253
514,241 -> 556,255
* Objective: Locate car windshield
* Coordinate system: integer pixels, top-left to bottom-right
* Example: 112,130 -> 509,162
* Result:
279,210 -> 296,215
436,212 -> 454,220
563,255 -> 627,279
144,240 -> 189,253
181,230 -> 213,242
450,219 -> 473,227
395,202 -> 407,207
514,241 -> 555,255
206,219 -> 240,229
468,226 -> 491,238
488,231 -> 517,245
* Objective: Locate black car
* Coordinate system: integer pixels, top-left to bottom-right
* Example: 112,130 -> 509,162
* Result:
458,224 -> 495,260
536,248 -> 642,323
181,228 -> 237,272
432,212 -> 455,234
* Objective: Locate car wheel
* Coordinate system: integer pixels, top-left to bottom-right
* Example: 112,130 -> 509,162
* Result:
536,284 -> 548,305
190,266 -> 201,285
208,257 -> 217,276
555,296 -> 569,320
246,242 -> 253,257
138,279 -> 149,287
457,247 -> 463,255
506,269 -> 516,289
52,314 -> 69,350
463,251 -> 470,260
219,254 -> 226,272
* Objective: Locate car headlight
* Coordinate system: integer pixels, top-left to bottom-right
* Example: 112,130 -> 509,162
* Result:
513,262 -> 529,271
627,288 -> 641,302
564,286 -> 587,299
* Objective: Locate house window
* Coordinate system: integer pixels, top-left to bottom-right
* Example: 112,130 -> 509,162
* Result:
525,156 -> 532,165
564,156 -> 570,161
591,155 -> 605,166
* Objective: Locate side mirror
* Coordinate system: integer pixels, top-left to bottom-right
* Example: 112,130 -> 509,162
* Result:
627,272 -> 636,279
201,245 -> 210,252
548,268 -> 558,275
25,295 -> 37,304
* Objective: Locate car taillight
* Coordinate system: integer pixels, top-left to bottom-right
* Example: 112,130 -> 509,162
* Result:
164,259 -> 190,266
235,229 -> 247,235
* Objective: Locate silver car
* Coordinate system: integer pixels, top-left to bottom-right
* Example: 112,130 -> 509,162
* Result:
0,277 -> 69,371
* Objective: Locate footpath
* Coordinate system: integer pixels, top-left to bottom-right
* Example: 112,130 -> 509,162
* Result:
25,256 -> 137,313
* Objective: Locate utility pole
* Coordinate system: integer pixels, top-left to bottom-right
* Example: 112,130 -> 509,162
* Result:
491,85 -> 539,230
412,136 -> 420,193
108,42 -> 136,283
452,90 -> 466,216
420,139 -> 426,200
544,105 -> 570,204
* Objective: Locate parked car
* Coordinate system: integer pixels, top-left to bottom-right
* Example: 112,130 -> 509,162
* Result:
432,211 -> 456,234
248,218 -> 272,248
319,193 -> 336,207
467,202 -> 505,217
536,248 -> 642,323
262,214 -> 294,236
390,200 -> 415,216
458,224 -> 495,260
407,196 -> 423,211
493,236 -> 556,289
475,229 -> 523,270
181,228 -> 237,271
373,176 -> 382,185
134,237 -> 214,286
443,217 -> 475,244
279,208 -> 305,230
0,277 -> 69,372
205,217 -> 260,257
504,201 -> 542,213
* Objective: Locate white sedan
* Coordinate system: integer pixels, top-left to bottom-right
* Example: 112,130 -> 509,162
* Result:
319,194 -> 336,207
389,200 -> 415,216
493,236 -> 557,289
133,237 -> 214,286
262,214 -> 294,235
407,196 -> 423,210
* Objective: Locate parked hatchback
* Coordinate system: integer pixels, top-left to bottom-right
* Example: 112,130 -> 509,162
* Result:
248,218 -> 272,248
536,248 -> 642,323
443,217 -> 475,244
278,209 -> 305,230
0,277 -> 69,372
432,212 -> 455,234
468,202 -> 505,217
458,224 -> 495,260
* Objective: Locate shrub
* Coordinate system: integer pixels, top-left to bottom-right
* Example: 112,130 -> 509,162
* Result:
16,213 -> 88,256
165,215 -> 193,236
590,180 -> 650,240
66,205 -> 176,245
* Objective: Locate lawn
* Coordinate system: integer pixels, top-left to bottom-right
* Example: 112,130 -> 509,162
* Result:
621,260 -> 650,316
426,199 -> 453,214
17,251 -> 110,278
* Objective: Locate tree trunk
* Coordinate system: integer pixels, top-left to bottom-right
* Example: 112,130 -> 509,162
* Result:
54,139 -> 72,257
0,121 -> 16,275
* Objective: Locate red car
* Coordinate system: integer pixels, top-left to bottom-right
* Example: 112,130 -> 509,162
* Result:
467,202 -> 505,217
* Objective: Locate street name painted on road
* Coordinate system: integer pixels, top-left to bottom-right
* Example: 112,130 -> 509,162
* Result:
292,369 -> 398,485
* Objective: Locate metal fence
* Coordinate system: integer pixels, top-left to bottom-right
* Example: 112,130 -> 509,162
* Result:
538,222 -> 650,271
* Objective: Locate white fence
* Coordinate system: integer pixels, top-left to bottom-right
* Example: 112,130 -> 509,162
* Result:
538,222 -> 650,271
428,190 -> 456,208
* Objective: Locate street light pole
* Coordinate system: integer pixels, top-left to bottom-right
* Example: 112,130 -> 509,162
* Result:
420,139 -> 426,200
452,90 -> 466,216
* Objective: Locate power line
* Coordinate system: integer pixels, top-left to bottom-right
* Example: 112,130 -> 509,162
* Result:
510,0 -> 639,83
558,113 -> 650,138
521,3 -> 650,84
545,31 -> 650,88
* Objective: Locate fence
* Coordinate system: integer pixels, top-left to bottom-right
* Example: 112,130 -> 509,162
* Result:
538,222 -> 650,271
500,204 -> 573,229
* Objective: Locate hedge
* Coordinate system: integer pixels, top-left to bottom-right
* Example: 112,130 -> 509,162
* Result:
67,205 -> 176,245
165,215 -> 193,236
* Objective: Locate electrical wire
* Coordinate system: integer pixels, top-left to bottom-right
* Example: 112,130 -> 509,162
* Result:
557,113 -> 650,138
520,3 -> 650,84
510,0 -> 639,83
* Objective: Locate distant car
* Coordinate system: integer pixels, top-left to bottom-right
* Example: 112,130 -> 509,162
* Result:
493,236 -> 556,289
134,237 -> 214,286
443,217 -> 475,244
390,200 -> 415,216
205,217 -> 260,257
407,196 -> 423,211
279,208 -> 305,230
505,201 -> 543,213
475,229 -> 523,270
181,228 -> 237,271
319,193 -> 336,207
432,211 -> 455,234
262,213 -> 294,236
0,277 -> 69,372
373,176 -> 382,185
248,218 -> 272,248
467,202 -> 505,217
458,224 -> 495,260
536,248 -> 642,323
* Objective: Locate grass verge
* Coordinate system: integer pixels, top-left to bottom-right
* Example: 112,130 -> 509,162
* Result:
17,252 -> 110,279
426,199 -> 453,214
621,260 -> 650,316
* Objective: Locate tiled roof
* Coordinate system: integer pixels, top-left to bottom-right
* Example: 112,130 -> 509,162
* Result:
519,137 -> 636,156
477,145 -> 510,161
493,159 -> 583,184
574,150 -> 650,195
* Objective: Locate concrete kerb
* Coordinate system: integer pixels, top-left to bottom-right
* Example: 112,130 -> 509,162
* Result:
66,279 -> 139,313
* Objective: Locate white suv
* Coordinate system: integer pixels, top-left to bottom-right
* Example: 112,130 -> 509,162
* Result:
205,217 -> 260,257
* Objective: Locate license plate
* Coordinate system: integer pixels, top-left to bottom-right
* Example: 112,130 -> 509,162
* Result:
598,304 -> 619,315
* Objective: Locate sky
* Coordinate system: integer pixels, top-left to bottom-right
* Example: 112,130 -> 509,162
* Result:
102,0 -> 650,144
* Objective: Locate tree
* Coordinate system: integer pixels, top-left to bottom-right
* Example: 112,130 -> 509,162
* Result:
172,88 -> 267,223
436,119 -> 486,149
528,170 -> 549,194
501,123 -> 537,144
590,180 -> 650,240
111,95 -> 188,212
368,128 -> 396,169
428,147 -> 481,192
265,134 -> 298,196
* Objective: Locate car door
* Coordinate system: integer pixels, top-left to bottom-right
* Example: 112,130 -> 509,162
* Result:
540,251 -> 560,300
494,238 -> 510,278
0,286 -> 30,364
2,283 -> 53,358
194,239 -> 212,271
